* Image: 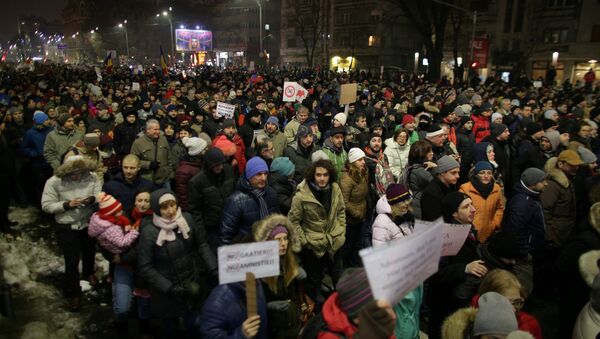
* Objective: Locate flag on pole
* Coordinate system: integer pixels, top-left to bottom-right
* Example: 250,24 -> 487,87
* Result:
104,52 -> 113,74
160,45 -> 168,76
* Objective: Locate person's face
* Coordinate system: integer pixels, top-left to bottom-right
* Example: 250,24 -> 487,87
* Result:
298,111 -> 309,124
549,112 -> 559,121
531,179 -> 548,192
332,119 -> 343,128
356,117 -> 367,129
439,168 -> 460,186
63,117 -> 75,130
558,103 -> 568,112
392,200 -> 412,217
223,126 -> 236,138
265,122 -> 278,134
429,134 -> 445,147
493,117 -> 503,124
168,110 -> 178,118
12,111 -> 23,122
179,130 -> 190,139
126,115 -> 136,124
164,125 -> 175,136
396,132 -> 409,146
260,143 -> 275,160
540,137 -> 552,151
497,128 -> 510,141
249,172 -> 268,189
47,108 -> 56,118
487,146 -> 495,162
146,123 -> 161,139
250,115 -> 261,124
404,121 -> 416,131
559,161 -> 579,176
473,97 -> 482,106
159,201 -> 178,220
446,112 -> 458,123
143,103 -> 151,110
331,133 -> 344,148
274,233 -> 289,256
369,137 -> 382,152
502,100 -> 511,110
579,125 -> 592,139
503,286 -> 524,313
134,192 -> 151,212
453,198 -> 476,224
522,106 -> 532,117
482,110 -> 492,117
477,169 -> 493,185
559,133 -> 570,146
122,158 -> 141,181
354,157 -> 366,170
314,167 -> 330,188
300,134 -> 314,148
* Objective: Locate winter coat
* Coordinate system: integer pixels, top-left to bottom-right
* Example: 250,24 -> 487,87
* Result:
200,281 -> 268,339
459,181 -> 505,243
284,118 -> 301,145
471,114 -> 490,143
137,211 -> 217,316
112,120 -> 140,158
340,169 -> 369,224
262,129 -> 287,158
503,181 -> 546,254
130,134 -> 173,184
43,126 -> 84,169
441,306 -> 477,339
188,164 -> 236,236
384,138 -> 410,180
540,157 -> 577,248
20,125 -> 51,168
219,177 -> 280,245
288,180 -> 346,258
322,139 -> 348,181
573,302 -> 600,339
407,165 -> 434,219
63,140 -> 107,182
41,158 -> 102,230
102,172 -> 154,213
372,196 -> 414,246
212,134 -> 247,175
170,139 -> 188,169
421,178 -> 456,222
268,172 -> 296,215
513,138 -> 546,184
174,160 -> 201,211
284,141 -> 321,182
456,128 -> 475,173
88,213 -> 139,254
482,135 -> 512,190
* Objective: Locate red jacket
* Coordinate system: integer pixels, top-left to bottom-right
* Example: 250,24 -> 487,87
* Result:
471,294 -> 542,339
471,114 -> 491,143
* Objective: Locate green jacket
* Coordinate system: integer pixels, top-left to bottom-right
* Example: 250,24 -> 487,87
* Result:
393,285 -> 423,339
43,127 -> 83,169
322,140 -> 348,183
287,180 -> 346,258
130,134 -> 173,184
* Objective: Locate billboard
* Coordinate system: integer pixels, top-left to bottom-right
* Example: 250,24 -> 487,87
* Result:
175,29 -> 212,52
469,37 -> 489,69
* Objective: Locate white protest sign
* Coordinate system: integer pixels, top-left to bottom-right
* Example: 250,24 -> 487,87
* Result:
218,241 -> 280,284
360,221 -> 443,304
414,219 -> 471,256
533,81 -> 543,88
94,67 -> 102,81
294,83 -> 308,102
132,82 -> 140,92
216,101 -> 236,119
283,82 -> 309,103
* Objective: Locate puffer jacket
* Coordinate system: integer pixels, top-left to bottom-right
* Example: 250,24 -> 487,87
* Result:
340,169 -> 369,224
175,160 -> 201,211
200,281 -> 268,339
219,177 -> 280,245
284,141 -> 321,182
20,125 -> 51,168
288,180 -> 346,258
540,157 -> 577,248
503,181 -> 546,255
88,213 -> 139,254
407,164 -> 434,219
573,302 -> 600,339
43,126 -> 84,169
459,180 -> 505,243
130,134 -> 173,184
372,196 -> 414,246
384,138 -> 410,180
471,113 -> 490,143
41,158 -> 102,230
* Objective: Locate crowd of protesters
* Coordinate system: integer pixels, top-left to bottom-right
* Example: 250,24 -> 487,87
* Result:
1,61 -> 600,339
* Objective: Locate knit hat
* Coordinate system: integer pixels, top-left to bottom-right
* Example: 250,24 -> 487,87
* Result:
433,155 -> 460,175
426,124 -> 444,138
480,102 -> 493,111
460,116 -> 473,127
460,104 -> 472,116
544,109 -> 558,120
97,192 -> 123,218
266,116 -> 279,128
213,138 -> 237,157
84,133 -> 101,147
203,147 -> 226,169
471,94 -> 482,105
183,137 -> 208,156
487,230 -> 526,258
150,188 -> 177,215
296,125 -> 313,139
33,111 -> 48,125
525,122 -> 543,137
401,114 -> 415,126
542,118 -> 558,131
270,157 -> 295,177
473,292 -> 518,336
490,123 -> 508,139
521,167 -> 548,187
442,192 -> 470,223
311,150 -> 330,163
336,268 -> 373,320
544,130 -> 561,151
506,331 -> 535,339
245,156 -> 269,180
386,184 -> 411,205
268,224 -> 288,240
222,118 -> 236,129
577,146 -> 597,164
56,112 -> 71,126
330,126 -> 347,136
558,150 -> 584,166
473,161 -> 493,174
348,148 -> 366,163
334,112 -> 347,126
491,112 -> 503,123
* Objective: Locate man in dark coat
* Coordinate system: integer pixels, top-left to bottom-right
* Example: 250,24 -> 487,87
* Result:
103,154 -> 154,212
420,155 -> 460,221
284,125 -> 321,182
112,109 -> 141,160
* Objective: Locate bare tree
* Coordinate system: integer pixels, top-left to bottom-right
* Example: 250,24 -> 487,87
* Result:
293,0 -> 325,67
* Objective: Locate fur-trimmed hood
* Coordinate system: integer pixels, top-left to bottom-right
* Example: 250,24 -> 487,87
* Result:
544,157 -> 570,188
579,250 -> 600,288
442,307 -> 478,339
589,203 -> 600,235
252,213 -> 302,253
54,156 -> 98,178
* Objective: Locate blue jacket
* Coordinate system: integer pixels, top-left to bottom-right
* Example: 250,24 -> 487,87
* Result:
102,172 -> 155,212
219,177 -> 280,245
503,181 -> 546,254
20,126 -> 51,168
200,282 -> 268,339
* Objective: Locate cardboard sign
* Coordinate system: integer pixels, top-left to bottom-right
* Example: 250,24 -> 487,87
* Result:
216,101 -> 236,119
414,219 -> 471,257
339,83 -> 358,105
218,241 -> 280,284
283,81 -> 308,103
132,82 -> 140,92
360,221 -> 443,304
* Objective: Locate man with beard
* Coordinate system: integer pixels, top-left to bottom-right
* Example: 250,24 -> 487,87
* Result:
323,126 -> 349,181
89,103 -> 116,138
284,124 -> 321,182
284,105 -> 310,145
426,124 -> 455,162
137,100 -> 153,122
44,113 -> 84,170
256,116 -> 287,158
212,118 -> 247,175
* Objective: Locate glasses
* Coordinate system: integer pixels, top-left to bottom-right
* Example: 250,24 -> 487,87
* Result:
510,298 -> 525,310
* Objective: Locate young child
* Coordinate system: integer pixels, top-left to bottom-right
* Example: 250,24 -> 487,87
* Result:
88,192 -> 140,254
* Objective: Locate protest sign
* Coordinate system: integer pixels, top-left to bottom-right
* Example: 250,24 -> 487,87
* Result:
360,221 -> 443,304
216,101 -> 236,119
94,67 -> 102,81
218,241 -> 280,284
283,81 -> 308,102
414,219 -> 471,256
339,83 -> 358,105
132,82 -> 140,92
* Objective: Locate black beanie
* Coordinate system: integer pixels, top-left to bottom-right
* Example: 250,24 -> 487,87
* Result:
525,122 -> 543,137
490,123 -> 508,138
203,147 -> 226,170
442,192 -> 470,223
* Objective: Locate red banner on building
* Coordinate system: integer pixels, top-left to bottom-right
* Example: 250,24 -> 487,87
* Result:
469,37 -> 489,69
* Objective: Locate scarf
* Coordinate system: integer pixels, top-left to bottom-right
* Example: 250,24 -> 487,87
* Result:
471,176 -> 494,199
131,207 -> 153,229
99,213 -> 131,228
250,187 -> 270,219
152,207 -> 191,246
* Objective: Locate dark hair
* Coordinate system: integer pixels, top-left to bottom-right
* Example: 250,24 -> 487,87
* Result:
305,159 -> 337,183
255,138 -> 272,154
408,140 -> 432,165
394,128 -> 410,142
354,112 -> 366,123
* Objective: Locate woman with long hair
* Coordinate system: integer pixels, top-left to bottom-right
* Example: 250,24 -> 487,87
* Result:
385,128 -> 411,180
405,140 -> 436,219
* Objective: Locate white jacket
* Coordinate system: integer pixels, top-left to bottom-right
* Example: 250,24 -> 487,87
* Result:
384,138 -> 410,180
572,302 -> 600,339
372,195 -> 413,247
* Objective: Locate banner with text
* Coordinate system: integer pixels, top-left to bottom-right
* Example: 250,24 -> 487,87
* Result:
414,219 -> 471,257
218,241 -> 280,284
216,101 -> 236,119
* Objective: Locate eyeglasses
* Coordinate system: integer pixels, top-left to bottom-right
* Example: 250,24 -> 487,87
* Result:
510,297 -> 525,310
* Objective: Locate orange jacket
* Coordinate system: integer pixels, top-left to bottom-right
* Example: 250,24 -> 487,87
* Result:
459,181 -> 505,242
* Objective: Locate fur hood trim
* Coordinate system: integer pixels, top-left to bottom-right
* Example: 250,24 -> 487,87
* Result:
441,307 -> 478,339
589,203 -> 600,235
54,157 -> 97,178
579,250 -> 600,288
544,157 -> 569,188
252,214 -> 301,253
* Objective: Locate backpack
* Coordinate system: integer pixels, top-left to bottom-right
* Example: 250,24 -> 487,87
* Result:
396,163 -> 413,189
375,158 -> 395,197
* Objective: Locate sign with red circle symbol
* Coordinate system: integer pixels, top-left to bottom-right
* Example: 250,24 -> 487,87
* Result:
283,82 -> 297,102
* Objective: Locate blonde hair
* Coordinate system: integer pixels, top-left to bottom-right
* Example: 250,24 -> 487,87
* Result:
478,269 -> 525,298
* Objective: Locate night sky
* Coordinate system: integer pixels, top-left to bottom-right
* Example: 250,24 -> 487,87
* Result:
0,0 -> 69,42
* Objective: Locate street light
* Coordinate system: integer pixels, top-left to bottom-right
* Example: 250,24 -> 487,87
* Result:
255,0 -> 263,56
118,21 -> 130,60
161,11 -> 175,63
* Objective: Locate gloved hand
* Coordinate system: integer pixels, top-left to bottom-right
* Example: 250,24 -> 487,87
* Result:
296,266 -> 307,280
267,300 -> 290,312
149,161 -> 160,170
168,284 -> 187,298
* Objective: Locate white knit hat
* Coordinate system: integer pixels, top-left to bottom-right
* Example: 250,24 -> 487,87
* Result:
182,137 -> 208,156
348,148 -> 366,163
334,113 -> 347,126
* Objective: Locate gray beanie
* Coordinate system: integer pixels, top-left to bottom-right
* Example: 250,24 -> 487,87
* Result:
577,146 -> 598,164
311,150 -> 330,163
432,155 -> 459,175
521,168 -> 548,187
473,292 -> 518,336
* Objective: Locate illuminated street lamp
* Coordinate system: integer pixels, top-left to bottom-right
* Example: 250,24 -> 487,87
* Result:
118,20 -> 130,60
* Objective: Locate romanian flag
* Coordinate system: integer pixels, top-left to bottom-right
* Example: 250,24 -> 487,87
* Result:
104,52 -> 113,73
160,45 -> 168,76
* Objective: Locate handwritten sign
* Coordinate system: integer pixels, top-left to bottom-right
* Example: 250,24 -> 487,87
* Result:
360,221 -> 443,304
216,101 -> 236,119
339,83 -> 358,105
218,241 -> 280,284
132,82 -> 140,92
414,219 -> 471,257
283,81 -> 308,102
